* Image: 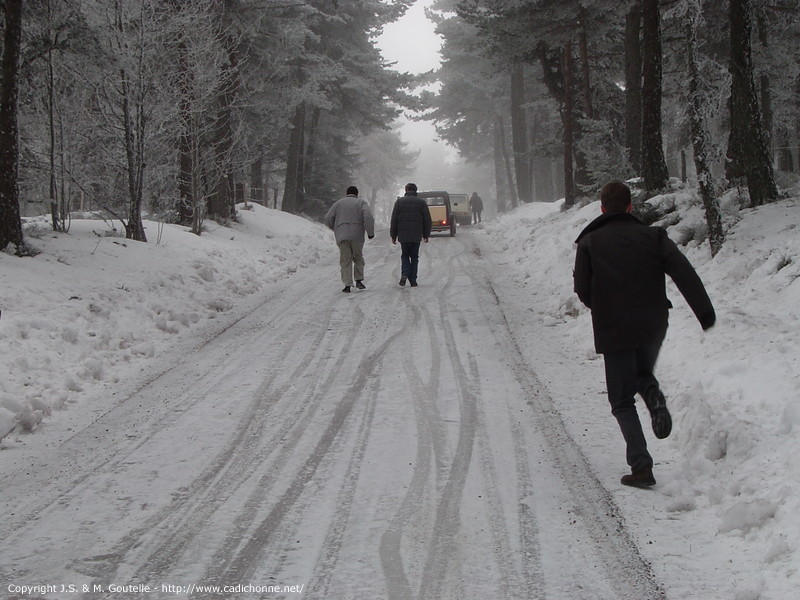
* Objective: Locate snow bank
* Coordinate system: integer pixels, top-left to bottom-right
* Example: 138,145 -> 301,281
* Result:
481,190 -> 800,599
0,204 -> 331,438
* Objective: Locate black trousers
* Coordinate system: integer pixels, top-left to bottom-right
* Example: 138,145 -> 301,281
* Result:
602,346 -> 661,472
400,241 -> 421,282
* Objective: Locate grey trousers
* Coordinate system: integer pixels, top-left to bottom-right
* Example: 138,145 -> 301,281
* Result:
338,240 -> 365,286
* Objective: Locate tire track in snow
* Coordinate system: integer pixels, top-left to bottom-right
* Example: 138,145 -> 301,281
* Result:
1,285 -> 314,586
471,249 -> 667,600
198,311 -> 410,589
299,369 -> 381,600
74,279 -> 365,591
379,306 -> 448,600
416,258 -> 478,600
443,251 -> 544,599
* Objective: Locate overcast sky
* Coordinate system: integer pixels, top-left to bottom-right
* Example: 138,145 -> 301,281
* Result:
377,0 -> 442,74
376,0 -> 444,153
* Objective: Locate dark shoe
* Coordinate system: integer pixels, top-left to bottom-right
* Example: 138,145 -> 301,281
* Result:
342,286 -> 351,293
644,387 -> 672,439
409,281 -> 418,287
399,275 -> 407,287
355,280 -> 366,290
621,467 -> 656,488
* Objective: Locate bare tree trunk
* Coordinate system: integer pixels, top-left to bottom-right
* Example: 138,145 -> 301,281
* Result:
250,154 -> 264,204
493,116 -> 508,213
496,115 -> 518,209
640,0 -> 669,192
176,37 -> 194,226
209,36 -> 238,222
777,127 -> 793,172
625,5 -> 642,174
687,0 -> 724,257
756,10 -> 773,160
0,0 -> 24,253
282,102 -> 305,214
120,68 -> 147,242
578,5 -> 594,120
48,40 -> 62,232
563,42 -> 576,208
726,0 -> 777,206
510,60 -> 532,203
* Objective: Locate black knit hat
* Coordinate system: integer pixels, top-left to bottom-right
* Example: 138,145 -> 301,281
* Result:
347,186 -> 358,196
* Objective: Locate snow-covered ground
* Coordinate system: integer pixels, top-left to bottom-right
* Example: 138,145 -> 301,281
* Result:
481,189 -> 800,600
0,205 -> 331,439
1,189 -> 799,599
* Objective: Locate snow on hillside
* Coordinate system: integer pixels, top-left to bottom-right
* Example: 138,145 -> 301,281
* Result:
0,204 -> 331,439
2,188 -> 800,598
480,189 -> 800,599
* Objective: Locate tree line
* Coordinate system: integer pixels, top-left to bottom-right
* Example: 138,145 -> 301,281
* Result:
424,0 -> 798,256
0,0 -> 419,253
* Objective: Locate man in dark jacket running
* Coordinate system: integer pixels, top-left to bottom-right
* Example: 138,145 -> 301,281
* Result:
390,183 -> 432,287
573,180 -> 716,488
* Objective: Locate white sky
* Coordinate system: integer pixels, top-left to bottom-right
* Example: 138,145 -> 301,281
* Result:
377,0 -> 442,74
376,0 -> 444,153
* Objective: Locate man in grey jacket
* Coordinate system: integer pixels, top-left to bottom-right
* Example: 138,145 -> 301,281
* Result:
324,186 -> 375,293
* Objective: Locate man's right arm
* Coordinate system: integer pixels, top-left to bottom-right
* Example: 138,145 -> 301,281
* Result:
324,202 -> 336,230
389,201 -> 399,241
660,230 -> 715,329
573,242 -> 592,308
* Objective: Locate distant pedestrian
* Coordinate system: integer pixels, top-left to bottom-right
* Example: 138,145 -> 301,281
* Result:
390,183 -> 432,287
573,180 -> 715,488
470,192 -> 484,224
324,186 -> 375,293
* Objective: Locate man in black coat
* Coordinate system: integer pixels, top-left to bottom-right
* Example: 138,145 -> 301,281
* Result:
574,181 -> 716,488
390,183 -> 432,287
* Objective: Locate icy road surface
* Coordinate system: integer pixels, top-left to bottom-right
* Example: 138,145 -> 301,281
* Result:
0,231 -> 664,600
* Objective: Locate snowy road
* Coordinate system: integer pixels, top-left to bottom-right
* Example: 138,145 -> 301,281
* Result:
1,231 -> 665,599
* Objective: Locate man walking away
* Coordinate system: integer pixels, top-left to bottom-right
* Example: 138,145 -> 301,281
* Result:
390,183 -> 432,287
324,186 -> 375,293
470,192 -> 484,224
573,180 -> 715,488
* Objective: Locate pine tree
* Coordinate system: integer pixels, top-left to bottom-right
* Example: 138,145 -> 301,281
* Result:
684,0 -> 724,256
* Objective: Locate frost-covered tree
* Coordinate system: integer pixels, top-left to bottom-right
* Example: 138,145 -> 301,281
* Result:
280,0 -> 412,217
680,0 -> 724,255
353,125 -> 417,222
726,0 -> 777,206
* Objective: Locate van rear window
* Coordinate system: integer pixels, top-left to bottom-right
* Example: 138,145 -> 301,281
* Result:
425,196 -> 446,206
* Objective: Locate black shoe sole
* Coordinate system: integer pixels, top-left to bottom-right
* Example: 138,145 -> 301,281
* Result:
644,387 -> 672,439
621,475 -> 656,488
399,277 -> 407,286
652,408 -> 672,439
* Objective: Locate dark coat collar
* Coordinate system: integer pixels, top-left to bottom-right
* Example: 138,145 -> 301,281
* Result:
575,211 -> 643,243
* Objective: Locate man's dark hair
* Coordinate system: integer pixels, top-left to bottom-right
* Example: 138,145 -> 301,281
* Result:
600,180 -> 632,213
405,182 -> 417,194
346,185 -> 358,196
